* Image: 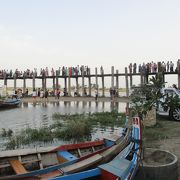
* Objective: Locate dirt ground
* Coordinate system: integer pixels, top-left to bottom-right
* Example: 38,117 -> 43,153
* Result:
144,118 -> 180,179
146,138 -> 180,179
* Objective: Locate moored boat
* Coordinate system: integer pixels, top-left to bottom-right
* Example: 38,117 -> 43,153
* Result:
0,130 -> 124,179
0,98 -> 21,108
34,117 -> 132,179
50,117 -> 142,180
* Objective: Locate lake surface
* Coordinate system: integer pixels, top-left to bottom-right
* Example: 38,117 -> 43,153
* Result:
0,101 -> 127,131
0,101 -> 127,149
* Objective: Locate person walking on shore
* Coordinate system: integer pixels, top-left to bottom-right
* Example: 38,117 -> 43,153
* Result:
40,89 -> 44,100
32,88 -> 37,101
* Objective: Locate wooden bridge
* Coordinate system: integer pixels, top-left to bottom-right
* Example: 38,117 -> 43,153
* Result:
1,61 -> 180,97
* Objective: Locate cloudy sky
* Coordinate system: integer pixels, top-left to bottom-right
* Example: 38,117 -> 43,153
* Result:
0,0 -> 180,74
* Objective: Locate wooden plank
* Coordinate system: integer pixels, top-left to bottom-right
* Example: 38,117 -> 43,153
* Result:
40,170 -> 63,179
104,134 -> 120,142
62,154 -> 103,174
77,148 -> 82,157
9,159 -> 28,174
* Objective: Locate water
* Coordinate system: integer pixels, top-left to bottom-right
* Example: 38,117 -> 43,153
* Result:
0,101 -> 127,149
0,101 -> 126,131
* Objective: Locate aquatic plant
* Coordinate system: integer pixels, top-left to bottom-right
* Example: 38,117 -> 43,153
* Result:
88,111 -> 125,126
3,111 -> 126,149
55,119 -> 92,141
0,128 -> 13,138
5,137 -> 17,150
51,111 -> 126,127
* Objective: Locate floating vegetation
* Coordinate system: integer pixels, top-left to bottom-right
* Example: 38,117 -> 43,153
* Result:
53,119 -> 92,141
0,128 -> 13,138
52,111 -> 126,127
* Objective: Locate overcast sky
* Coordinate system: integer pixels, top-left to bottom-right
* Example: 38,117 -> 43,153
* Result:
0,0 -> 180,73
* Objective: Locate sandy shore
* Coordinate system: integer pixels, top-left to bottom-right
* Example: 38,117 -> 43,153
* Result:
22,96 -> 130,103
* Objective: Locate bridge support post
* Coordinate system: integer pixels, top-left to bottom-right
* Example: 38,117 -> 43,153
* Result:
64,77 -> 67,95
82,66 -> 85,96
68,73 -> 71,96
53,77 -> 55,93
14,74 -> 17,90
23,75 -> 26,94
3,72 -> 7,86
88,68 -> 91,96
102,68 -> 105,97
130,73 -> 133,88
55,71 -> 59,90
125,67 -> 129,97
32,74 -> 35,90
44,77 -> 47,91
95,67 -> 98,94
76,77 -> 79,96
111,66 -> 114,88
116,70 -> 119,97
42,77 -> 44,92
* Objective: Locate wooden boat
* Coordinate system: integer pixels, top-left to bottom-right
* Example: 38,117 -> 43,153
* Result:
0,127 -> 127,179
0,98 -> 21,108
33,118 -> 132,179
51,117 -> 142,180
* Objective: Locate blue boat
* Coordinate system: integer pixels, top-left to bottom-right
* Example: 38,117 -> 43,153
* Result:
0,98 -> 21,108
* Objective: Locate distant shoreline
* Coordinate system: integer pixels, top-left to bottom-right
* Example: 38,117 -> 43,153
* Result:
22,96 -> 130,103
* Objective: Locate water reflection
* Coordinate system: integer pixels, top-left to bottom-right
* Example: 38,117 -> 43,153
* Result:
0,101 -> 127,132
23,102 -> 28,107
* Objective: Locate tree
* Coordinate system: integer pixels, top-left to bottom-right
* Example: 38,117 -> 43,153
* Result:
131,73 -> 180,121
130,73 -> 165,120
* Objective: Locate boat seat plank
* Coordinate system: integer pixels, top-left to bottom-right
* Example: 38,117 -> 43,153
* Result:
57,151 -> 78,162
62,154 -> 103,174
9,159 -> 28,174
104,134 -> 120,142
99,158 -> 131,178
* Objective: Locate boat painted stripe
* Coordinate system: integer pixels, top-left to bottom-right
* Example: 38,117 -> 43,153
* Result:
52,140 -> 105,151
126,124 -> 141,180
50,168 -> 101,180
120,127 -> 138,179
130,126 -> 141,180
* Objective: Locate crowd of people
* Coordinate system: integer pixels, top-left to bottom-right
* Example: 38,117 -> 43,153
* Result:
1,61 -> 179,79
128,61 -> 176,74
0,65 -> 92,78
